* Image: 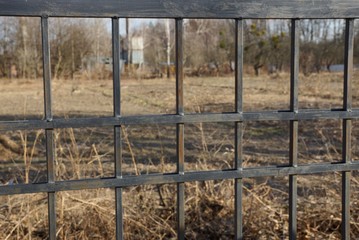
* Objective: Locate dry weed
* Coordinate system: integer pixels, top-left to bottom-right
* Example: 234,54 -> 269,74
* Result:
1,73 -> 359,239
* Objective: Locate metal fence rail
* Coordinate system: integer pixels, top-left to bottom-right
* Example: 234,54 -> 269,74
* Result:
0,1 -> 358,239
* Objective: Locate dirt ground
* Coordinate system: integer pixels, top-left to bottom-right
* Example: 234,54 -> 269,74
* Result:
0,72 -> 359,239
0,71 -> 352,118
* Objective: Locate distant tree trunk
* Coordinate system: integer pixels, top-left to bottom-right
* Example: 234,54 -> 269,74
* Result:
54,46 -> 62,79
166,19 -> 171,79
253,63 -> 263,76
19,17 -> 28,79
126,18 -> 131,67
71,39 -> 75,79
33,33 -> 38,79
254,66 -> 260,76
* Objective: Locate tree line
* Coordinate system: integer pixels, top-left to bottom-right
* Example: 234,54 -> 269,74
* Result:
0,17 -> 110,80
0,18 -> 357,79
138,19 -> 359,77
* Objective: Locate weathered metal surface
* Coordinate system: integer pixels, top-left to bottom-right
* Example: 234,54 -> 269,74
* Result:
175,19 -> 185,240
2,110 -> 359,131
112,17 -> 124,240
289,19 -> 300,240
41,17 -> 56,240
234,19 -> 244,240
0,0 -> 359,18
342,19 -> 354,240
0,162 -> 358,196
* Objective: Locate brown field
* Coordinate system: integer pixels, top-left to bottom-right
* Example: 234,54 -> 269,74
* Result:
0,72 -> 359,239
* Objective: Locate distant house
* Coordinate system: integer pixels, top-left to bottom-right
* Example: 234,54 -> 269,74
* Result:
120,34 -> 144,66
82,56 -> 125,73
322,64 -> 359,72
82,34 -> 144,73
120,37 -> 129,63
130,35 -> 144,66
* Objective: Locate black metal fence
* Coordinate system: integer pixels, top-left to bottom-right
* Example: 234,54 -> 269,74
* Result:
0,1 -> 359,239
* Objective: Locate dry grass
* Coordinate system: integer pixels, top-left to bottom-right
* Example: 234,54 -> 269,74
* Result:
0,72 -> 359,239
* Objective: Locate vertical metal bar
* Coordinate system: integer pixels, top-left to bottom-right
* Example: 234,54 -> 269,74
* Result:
46,131 -> 56,240
290,21 -> 299,112
342,124 -> 351,240
235,19 -> 243,114
113,17 -> 121,118
342,18 -> 354,240
177,124 -> 185,240
344,19 -> 354,112
42,16 -> 56,240
176,18 -> 185,240
234,18 -> 243,240
176,19 -> 184,115
42,18 -> 52,120
112,17 -> 123,240
115,130 -> 123,240
289,19 -> 299,240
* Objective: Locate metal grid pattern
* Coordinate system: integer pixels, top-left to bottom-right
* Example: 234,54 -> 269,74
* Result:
0,1 -> 358,239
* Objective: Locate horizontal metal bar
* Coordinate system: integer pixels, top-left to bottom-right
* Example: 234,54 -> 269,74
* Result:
0,0 -> 358,18
0,109 -> 357,130
1,162 -> 358,196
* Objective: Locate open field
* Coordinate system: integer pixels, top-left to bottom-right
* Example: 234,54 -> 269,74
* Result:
0,72 -> 359,239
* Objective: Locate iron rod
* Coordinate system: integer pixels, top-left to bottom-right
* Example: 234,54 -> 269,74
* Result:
289,18 -> 299,240
234,18 -> 244,240
112,17 -> 123,240
41,16 -> 56,240
115,125 -> 123,240
342,18 -> 354,240
0,162 -> 358,196
2,109 -> 359,131
0,0 -> 358,18
176,18 -> 185,240
113,17 -> 121,118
